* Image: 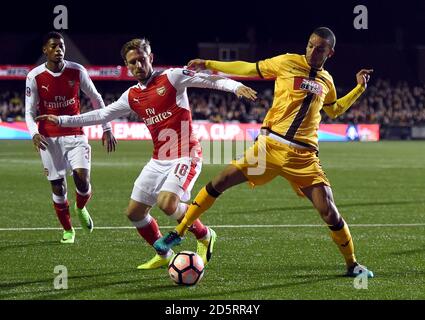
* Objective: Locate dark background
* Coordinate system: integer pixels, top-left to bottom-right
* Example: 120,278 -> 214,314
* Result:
1,0 -> 425,84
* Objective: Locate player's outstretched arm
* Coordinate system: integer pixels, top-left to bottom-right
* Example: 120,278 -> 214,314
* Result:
36,98 -> 131,128
188,58 -> 258,77
170,68 -> 257,100
35,114 -> 59,124
323,69 -> 373,119
235,85 -> 257,101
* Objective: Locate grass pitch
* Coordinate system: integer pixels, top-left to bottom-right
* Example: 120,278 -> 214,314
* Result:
0,140 -> 424,300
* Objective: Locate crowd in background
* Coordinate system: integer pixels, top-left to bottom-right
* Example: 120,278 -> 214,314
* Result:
2,79 -> 425,126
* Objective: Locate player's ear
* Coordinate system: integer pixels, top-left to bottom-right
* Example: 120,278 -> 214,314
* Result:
327,48 -> 335,59
149,53 -> 154,64
42,45 -> 47,55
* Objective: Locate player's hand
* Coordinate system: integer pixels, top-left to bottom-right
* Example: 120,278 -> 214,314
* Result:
356,69 -> 374,88
102,130 -> 117,153
35,114 -> 60,124
187,59 -> 207,72
235,85 -> 257,101
32,133 -> 48,151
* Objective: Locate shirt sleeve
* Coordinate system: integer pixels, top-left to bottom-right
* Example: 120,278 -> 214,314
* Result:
79,66 -> 112,131
59,90 -> 132,127
205,60 -> 258,76
322,84 -> 365,119
257,54 -> 287,79
166,68 -> 242,93
24,74 -> 40,138
323,81 -> 337,106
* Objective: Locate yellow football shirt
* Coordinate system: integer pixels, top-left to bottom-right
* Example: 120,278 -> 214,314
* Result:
257,53 -> 337,149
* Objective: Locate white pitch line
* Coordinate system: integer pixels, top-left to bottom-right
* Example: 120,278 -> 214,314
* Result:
1,223 -> 425,231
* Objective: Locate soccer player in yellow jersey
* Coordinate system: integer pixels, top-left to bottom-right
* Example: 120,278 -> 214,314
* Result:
154,27 -> 374,278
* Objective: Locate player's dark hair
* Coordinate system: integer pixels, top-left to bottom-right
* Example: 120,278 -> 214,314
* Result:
42,31 -> 64,46
312,27 -> 336,48
121,38 -> 151,62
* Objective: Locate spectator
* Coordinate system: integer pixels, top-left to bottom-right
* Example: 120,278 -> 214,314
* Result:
2,78 -> 425,125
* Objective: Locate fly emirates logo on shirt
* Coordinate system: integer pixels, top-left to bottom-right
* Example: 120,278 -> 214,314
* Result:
44,96 -> 76,109
143,107 -> 172,126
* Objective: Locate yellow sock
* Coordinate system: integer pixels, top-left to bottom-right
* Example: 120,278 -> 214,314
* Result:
330,223 -> 356,267
175,186 -> 218,236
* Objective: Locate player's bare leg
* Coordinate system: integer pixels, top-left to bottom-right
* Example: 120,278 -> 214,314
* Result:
301,183 -> 373,278
157,191 -> 216,265
51,178 -> 74,243
72,169 -> 93,233
153,165 -> 247,253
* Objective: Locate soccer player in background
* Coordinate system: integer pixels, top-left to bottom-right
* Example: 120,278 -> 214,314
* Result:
36,38 -> 257,269
25,31 -> 117,244
154,27 -> 375,278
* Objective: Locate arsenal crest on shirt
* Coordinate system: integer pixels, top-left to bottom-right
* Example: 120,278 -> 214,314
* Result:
156,86 -> 166,96
68,80 -> 75,88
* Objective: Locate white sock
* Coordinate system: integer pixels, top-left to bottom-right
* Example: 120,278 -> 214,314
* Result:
76,184 -> 91,196
131,214 -> 152,228
168,203 -> 188,220
198,228 -> 211,241
161,250 -> 174,258
52,193 -> 67,204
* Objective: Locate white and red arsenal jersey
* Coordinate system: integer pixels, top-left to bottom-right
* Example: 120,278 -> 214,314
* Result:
25,60 -> 111,138
58,68 -> 242,160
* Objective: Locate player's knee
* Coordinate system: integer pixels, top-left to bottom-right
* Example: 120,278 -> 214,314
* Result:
51,179 -> 66,196
213,166 -> 245,192
213,172 -> 233,192
73,172 -> 90,192
157,194 -> 178,216
126,207 -> 137,220
317,201 -> 337,223
126,205 -> 148,221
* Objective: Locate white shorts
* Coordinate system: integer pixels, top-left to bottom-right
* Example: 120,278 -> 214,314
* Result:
39,135 -> 91,181
131,157 -> 202,207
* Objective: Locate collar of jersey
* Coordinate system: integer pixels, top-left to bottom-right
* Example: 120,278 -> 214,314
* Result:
137,70 -> 160,89
44,60 -> 67,77
302,55 -> 323,72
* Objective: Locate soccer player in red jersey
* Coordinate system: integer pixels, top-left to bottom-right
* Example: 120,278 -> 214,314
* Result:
37,38 -> 257,269
25,32 -> 117,244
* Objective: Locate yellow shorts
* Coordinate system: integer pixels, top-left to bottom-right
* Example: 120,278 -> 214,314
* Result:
231,136 -> 330,196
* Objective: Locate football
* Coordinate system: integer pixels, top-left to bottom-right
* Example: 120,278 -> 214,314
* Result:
168,251 -> 205,286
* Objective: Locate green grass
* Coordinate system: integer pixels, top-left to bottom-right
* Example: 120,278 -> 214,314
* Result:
0,140 -> 425,299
